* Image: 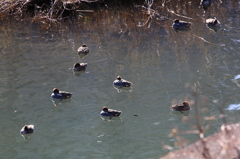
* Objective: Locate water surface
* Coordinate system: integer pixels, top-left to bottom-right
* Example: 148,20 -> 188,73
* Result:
0,1 -> 240,158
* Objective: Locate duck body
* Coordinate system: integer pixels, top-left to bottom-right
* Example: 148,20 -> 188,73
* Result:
201,0 -> 212,10
172,19 -> 191,29
20,125 -> 34,134
171,101 -> 190,111
51,88 -> 72,100
113,76 -> 132,87
206,18 -> 220,27
73,63 -> 88,71
77,44 -> 89,54
100,107 -> 122,118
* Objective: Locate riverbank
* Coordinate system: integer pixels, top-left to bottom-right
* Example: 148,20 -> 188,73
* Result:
161,123 -> 240,159
0,0 -> 145,21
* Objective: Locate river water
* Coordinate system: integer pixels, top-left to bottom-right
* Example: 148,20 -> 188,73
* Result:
0,1 -> 240,158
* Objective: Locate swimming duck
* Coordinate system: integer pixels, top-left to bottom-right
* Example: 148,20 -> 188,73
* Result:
201,0 -> 212,10
171,101 -> 190,111
113,76 -> 132,87
51,88 -> 72,100
206,18 -> 220,27
100,106 -> 122,118
20,125 -> 34,134
172,19 -> 191,30
77,44 -> 89,54
73,63 -> 88,71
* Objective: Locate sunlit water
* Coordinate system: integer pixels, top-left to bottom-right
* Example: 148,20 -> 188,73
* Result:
0,1 -> 240,158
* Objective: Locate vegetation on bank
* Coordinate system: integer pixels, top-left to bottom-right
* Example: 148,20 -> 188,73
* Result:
0,0 -> 145,20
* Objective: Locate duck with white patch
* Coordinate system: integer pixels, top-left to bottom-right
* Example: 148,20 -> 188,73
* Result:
100,106 -> 122,119
20,125 -> 34,134
51,88 -> 72,100
113,76 -> 132,88
73,63 -> 88,71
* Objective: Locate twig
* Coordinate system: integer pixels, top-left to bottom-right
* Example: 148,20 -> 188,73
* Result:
193,89 -> 212,159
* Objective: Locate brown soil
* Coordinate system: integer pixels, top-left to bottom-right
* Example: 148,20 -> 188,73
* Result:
161,123 -> 240,159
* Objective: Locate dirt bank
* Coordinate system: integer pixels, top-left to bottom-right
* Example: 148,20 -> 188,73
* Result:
161,123 -> 240,159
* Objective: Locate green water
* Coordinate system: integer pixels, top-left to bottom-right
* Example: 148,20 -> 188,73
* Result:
0,1 -> 240,158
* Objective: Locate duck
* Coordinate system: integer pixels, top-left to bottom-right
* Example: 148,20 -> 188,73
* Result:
206,18 -> 220,27
20,125 -> 34,134
51,88 -> 72,100
171,101 -> 190,111
77,44 -> 89,54
113,76 -> 132,87
172,19 -> 191,30
201,0 -> 212,10
100,106 -> 122,118
73,63 -> 88,71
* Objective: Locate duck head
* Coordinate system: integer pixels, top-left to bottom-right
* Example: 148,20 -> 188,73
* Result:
74,63 -> 81,68
117,76 -> 121,81
174,19 -> 180,23
183,101 -> 190,109
53,88 -> 59,94
102,106 -> 108,112
24,126 -> 31,132
214,19 -> 219,25
82,44 -> 87,47
23,125 -> 34,133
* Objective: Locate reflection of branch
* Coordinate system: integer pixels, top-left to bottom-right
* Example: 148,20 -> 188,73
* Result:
136,0 -> 154,27
166,7 -> 195,20
193,91 -> 204,139
138,15 -> 152,27
192,90 -> 212,159
162,0 -> 166,7
145,0 -> 153,14
193,34 -> 225,46
135,0 -> 170,28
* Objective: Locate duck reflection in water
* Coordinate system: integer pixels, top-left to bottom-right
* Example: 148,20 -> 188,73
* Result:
73,70 -> 85,76
51,97 -> 72,106
170,109 -> 190,116
113,85 -> 133,93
